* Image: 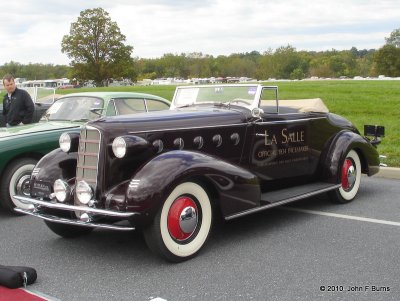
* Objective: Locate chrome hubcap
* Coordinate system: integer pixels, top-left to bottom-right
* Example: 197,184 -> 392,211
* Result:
168,196 -> 199,241
16,174 -> 31,196
342,159 -> 356,191
179,206 -> 198,233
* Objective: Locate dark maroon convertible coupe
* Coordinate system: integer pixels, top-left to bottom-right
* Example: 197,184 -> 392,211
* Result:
15,84 -> 384,262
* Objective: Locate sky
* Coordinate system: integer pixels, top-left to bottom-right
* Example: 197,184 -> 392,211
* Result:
0,0 -> 398,65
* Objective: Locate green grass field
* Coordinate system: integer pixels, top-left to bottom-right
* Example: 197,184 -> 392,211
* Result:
2,80 -> 399,166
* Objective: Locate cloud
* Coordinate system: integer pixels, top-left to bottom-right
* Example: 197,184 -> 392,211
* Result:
0,0 -> 398,64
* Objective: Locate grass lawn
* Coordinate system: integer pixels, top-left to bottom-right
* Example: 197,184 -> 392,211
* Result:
2,80 -> 399,167
272,80 -> 399,168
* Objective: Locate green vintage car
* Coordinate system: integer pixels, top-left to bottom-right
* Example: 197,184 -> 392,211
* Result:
0,91 -> 170,213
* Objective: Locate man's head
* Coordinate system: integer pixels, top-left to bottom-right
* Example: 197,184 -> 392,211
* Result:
2,74 -> 16,94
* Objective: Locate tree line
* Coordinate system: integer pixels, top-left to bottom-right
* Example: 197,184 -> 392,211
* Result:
133,45 -> 400,81
1,8 -> 399,86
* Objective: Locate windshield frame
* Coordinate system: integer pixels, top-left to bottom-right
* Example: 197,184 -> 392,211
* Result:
170,84 -> 274,110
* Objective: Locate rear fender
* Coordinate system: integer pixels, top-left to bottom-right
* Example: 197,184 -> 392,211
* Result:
320,131 -> 380,183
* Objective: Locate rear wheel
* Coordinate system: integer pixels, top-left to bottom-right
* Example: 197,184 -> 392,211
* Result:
328,150 -> 361,204
143,182 -> 212,262
0,158 -> 37,214
44,220 -> 93,238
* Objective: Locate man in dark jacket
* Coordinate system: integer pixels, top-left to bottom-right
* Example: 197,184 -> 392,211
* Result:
2,74 -> 34,126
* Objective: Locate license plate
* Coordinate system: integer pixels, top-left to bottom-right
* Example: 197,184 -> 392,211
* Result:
31,181 -> 52,198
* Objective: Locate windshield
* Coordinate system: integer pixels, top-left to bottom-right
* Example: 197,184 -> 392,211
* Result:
21,87 -> 56,104
172,85 -> 259,108
43,96 -> 104,121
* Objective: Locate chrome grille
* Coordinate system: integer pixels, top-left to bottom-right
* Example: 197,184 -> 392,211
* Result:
76,126 -> 101,188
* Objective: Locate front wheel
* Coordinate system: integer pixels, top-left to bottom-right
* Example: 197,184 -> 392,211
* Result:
0,158 -> 37,214
328,150 -> 361,204
143,182 -> 213,262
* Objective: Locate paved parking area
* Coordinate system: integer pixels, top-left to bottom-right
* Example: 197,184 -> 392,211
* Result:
0,176 -> 399,301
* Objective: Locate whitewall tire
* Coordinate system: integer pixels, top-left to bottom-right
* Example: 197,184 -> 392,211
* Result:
144,182 -> 212,262
0,158 -> 37,213
329,150 -> 361,203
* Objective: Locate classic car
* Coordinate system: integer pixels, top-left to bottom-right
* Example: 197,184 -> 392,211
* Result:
0,87 -> 58,127
0,91 -> 170,213
15,84 -> 384,262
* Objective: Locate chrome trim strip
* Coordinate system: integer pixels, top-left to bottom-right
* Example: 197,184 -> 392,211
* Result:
225,184 -> 341,221
128,117 -> 327,135
129,123 -> 248,134
256,117 -> 327,125
14,208 -> 135,231
32,168 -> 40,176
13,195 -> 137,218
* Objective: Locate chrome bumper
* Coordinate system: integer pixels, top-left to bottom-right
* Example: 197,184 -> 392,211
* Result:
13,195 -> 136,231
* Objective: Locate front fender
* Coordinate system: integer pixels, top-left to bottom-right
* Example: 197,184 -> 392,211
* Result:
33,148 -> 78,182
30,148 -> 77,198
126,150 -> 260,224
320,130 -> 380,183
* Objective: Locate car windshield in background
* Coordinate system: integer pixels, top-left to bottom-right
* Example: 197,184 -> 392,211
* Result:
22,87 -> 56,104
173,85 -> 259,108
44,96 -> 104,121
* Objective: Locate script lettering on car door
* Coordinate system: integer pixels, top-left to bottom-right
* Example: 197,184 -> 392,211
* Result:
251,122 -> 310,179
256,127 -> 308,161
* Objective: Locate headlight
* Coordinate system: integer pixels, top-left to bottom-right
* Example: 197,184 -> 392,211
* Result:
112,135 -> 149,158
76,181 -> 93,205
59,132 -> 80,153
112,137 -> 127,158
59,133 -> 72,152
53,179 -> 69,203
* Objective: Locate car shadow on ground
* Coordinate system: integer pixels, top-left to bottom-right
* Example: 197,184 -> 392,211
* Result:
32,194 -> 334,264
2,187 -> 372,265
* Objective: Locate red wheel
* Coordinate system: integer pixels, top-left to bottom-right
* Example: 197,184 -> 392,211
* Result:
329,150 -> 361,203
341,158 -> 356,191
167,196 -> 199,241
144,182 -> 212,262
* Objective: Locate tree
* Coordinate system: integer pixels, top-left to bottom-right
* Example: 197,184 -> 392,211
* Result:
1,61 -> 24,77
61,8 -> 134,86
0,62 -> 70,80
374,44 -> 400,77
385,28 -> 400,48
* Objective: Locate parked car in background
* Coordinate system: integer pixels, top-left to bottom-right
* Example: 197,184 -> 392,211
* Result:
0,87 -> 58,127
0,92 -> 170,213
15,84 -> 383,262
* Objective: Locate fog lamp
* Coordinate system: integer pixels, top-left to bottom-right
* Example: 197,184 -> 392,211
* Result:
76,181 -> 93,205
53,179 -> 69,203
112,137 -> 127,158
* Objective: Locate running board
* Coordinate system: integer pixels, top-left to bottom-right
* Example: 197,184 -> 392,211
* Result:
225,182 -> 340,220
